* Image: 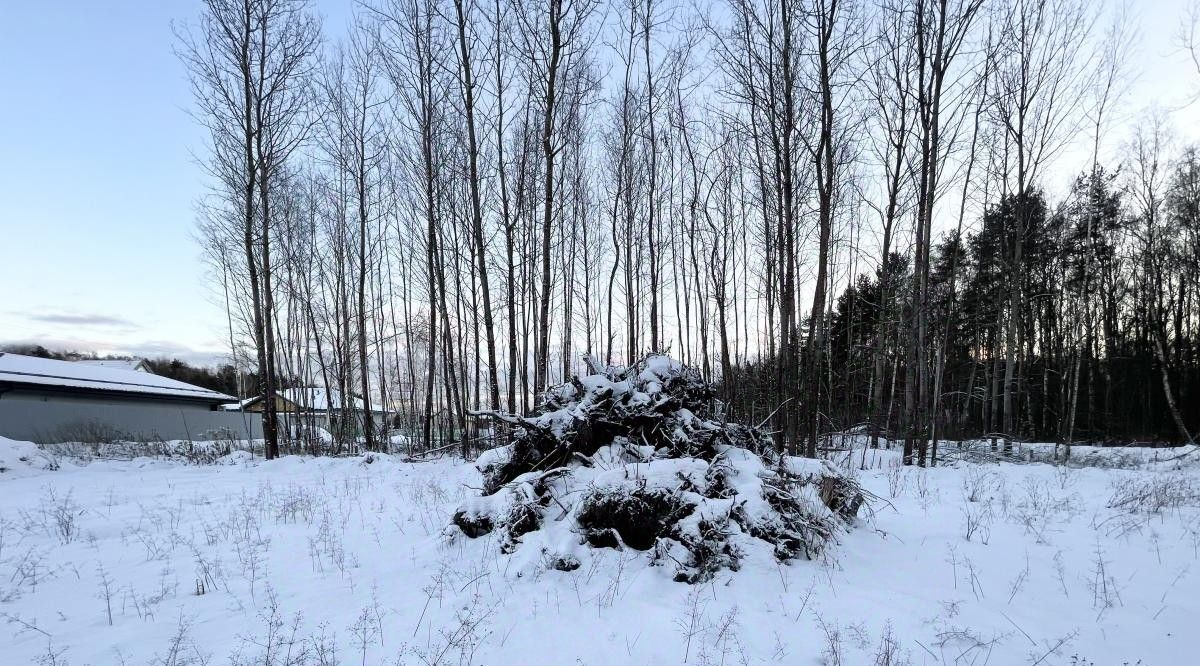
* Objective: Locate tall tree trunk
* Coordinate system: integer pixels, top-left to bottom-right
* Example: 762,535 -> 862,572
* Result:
454,0 -> 501,413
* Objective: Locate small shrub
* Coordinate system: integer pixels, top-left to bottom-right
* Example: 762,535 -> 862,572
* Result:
1107,474 -> 1200,514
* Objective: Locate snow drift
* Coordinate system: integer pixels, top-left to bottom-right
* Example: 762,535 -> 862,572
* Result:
0,435 -> 57,477
450,355 -> 867,582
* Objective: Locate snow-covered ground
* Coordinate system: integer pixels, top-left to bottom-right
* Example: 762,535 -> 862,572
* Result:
1,436 -> 1197,665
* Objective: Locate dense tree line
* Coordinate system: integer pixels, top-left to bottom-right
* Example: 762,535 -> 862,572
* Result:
176,0 -> 1199,461
1,344 -> 94,362
141,358 -> 300,398
822,163 -> 1200,447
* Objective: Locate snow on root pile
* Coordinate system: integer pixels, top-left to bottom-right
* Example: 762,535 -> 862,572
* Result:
450,354 -> 867,583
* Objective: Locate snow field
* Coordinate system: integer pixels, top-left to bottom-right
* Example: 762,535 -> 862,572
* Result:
1,436 -> 1198,665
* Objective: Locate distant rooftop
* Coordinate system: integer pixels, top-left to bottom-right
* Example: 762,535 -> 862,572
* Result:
75,358 -> 150,373
0,353 -> 233,403
282,387 -> 388,413
227,386 -> 388,413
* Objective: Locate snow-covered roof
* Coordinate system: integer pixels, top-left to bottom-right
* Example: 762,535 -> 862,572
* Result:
0,353 -> 234,403
75,358 -> 150,373
220,397 -> 258,411
282,387 -> 388,413
233,386 -> 388,413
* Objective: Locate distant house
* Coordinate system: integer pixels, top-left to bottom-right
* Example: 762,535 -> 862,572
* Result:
229,386 -> 390,438
0,353 -> 262,443
75,358 -> 153,373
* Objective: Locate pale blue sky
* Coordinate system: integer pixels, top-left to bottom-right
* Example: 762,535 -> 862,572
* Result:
0,0 -> 1196,367
0,0 -> 352,364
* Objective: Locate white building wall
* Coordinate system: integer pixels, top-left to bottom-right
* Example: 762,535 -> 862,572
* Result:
0,390 -> 263,442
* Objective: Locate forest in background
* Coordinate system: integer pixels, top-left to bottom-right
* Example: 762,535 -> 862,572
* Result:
175,0 -> 1200,460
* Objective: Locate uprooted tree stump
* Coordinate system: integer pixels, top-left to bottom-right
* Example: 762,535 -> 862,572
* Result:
450,354 -> 868,583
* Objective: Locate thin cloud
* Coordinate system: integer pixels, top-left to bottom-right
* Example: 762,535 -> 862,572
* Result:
26,313 -> 137,327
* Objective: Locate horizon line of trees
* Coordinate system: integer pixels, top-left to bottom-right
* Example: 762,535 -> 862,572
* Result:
178,0 -> 1200,461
